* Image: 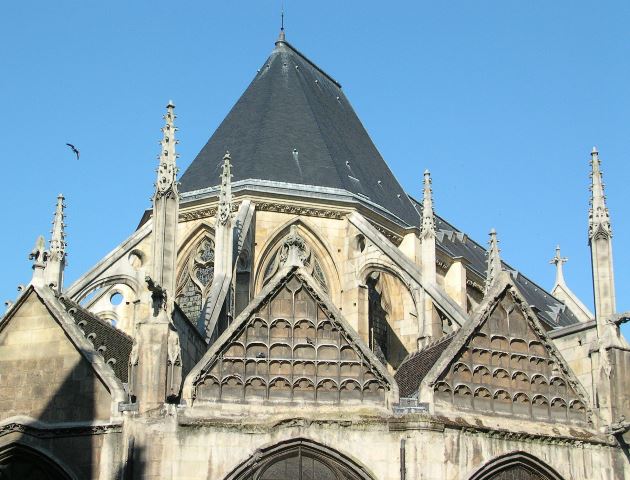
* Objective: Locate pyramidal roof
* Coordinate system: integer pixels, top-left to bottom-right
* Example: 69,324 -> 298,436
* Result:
179,33 -> 420,226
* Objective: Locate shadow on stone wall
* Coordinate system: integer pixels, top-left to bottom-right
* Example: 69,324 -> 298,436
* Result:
0,356 -> 146,479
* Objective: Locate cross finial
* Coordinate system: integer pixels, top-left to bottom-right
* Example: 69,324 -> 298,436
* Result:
549,245 -> 568,287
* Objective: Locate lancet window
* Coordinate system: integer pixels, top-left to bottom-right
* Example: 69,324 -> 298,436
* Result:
367,273 -> 388,365
175,237 -> 215,322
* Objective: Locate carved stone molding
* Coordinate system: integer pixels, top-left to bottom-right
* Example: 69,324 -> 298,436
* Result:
179,204 -> 239,222
256,202 -> 346,220
368,221 -> 402,245
0,422 -> 122,439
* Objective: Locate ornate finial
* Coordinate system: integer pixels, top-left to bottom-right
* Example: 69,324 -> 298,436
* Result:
29,235 -> 47,264
421,169 -> 435,239
154,101 -> 179,200
280,225 -> 310,267
217,151 -> 233,226
589,146 -> 611,241
485,228 -> 502,293
29,235 -> 48,284
44,193 -> 67,291
549,245 -> 568,287
48,194 -> 66,264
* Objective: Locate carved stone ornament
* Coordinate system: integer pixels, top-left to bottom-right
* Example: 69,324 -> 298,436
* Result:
155,161 -> 177,199
279,226 -> 310,266
29,235 -> 48,264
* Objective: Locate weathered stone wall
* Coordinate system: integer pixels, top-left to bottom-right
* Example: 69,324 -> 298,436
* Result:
0,292 -> 113,423
118,414 -> 625,480
552,327 -> 598,404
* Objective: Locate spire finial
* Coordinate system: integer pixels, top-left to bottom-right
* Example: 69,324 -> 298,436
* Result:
485,228 -> 502,293
278,2 -> 286,42
421,169 -> 435,239
45,193 -> 67,291
217,151 -> 233,226
154,101 -> 179,201
589,146 -> 611,241
550,244 -> 568,287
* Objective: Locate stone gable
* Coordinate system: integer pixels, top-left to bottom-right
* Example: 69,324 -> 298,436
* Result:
0,291 -> 113,423
427,279 -> 589,424
190,269 -> 393,406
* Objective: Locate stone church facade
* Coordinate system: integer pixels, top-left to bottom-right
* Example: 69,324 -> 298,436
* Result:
1,31 -> 630,479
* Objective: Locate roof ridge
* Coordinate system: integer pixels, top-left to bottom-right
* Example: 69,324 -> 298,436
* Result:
275,40 -> 342,88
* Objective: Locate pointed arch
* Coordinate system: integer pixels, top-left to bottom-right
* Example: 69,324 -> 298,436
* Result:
358,261 -> 419,369
175,221 -> 217,322
254,217 -> 341,301
467,451 -> 564,480
0,443 -> 75,480
223,437 -> 376,480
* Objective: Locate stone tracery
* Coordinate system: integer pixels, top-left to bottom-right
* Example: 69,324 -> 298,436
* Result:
175,236 -> 216,322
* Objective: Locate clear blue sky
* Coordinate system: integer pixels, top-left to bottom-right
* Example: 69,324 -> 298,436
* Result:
1,2 -> 629,339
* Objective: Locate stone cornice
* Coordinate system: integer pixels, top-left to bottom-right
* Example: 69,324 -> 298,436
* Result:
0,421 -> 122,439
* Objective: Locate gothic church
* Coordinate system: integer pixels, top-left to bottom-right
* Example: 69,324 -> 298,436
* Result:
1,30 -> 630,480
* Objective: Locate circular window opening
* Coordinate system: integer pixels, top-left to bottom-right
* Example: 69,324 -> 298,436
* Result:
110,292 -> 124,306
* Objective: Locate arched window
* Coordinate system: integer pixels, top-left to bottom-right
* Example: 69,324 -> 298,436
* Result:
224,439 -> 374,480
0,444 -> 72,480
175,236 -> 216,322
468,451 -> 564,480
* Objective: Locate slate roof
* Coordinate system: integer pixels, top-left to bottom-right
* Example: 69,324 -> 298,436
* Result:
409,197 -> 580,329
59,297 -> 133,383
395,333 -> 456,398
179,33 -> 578,331
179,37 -> 420,226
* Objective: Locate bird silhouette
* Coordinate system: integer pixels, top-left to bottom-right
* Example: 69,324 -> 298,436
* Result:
66,143 -> 80,160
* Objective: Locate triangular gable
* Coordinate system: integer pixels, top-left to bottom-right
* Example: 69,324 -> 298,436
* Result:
419,272 -> 591,424
183,265 -> 397,407
0,285 -> 126,423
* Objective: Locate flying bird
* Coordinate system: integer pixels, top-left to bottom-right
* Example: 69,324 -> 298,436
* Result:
65,143 -> 80,160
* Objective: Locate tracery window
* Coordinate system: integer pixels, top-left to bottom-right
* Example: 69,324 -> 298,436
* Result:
175,237 -> 215,322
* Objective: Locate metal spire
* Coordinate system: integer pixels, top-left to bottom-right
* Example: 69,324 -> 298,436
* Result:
421,169 -> 435,239
485,228 -> 502,293
549,245 -> 568,287
588,146 -> 611,242
217,151 -> 233,226
154,100 -> 179,201
45,194 -> 67,291
278,2 -> 286,41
